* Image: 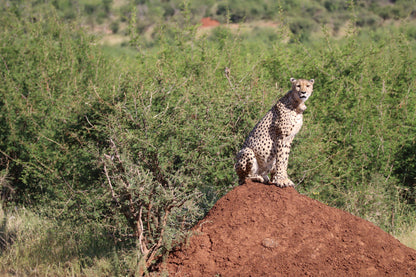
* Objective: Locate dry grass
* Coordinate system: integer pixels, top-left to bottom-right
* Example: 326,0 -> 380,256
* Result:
0,205 -> 122,276
396,227 -> 416,250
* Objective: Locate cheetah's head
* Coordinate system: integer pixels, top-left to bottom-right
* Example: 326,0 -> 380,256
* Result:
290,78 -> 314,103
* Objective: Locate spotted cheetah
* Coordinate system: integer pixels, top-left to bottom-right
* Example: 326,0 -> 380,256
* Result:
235,78 -> 314,187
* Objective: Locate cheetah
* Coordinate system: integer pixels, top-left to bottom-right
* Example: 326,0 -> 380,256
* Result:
234,78 -> 314,187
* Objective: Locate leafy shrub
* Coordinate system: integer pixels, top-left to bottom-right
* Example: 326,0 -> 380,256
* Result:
0,8 -> 106,208
110,20 -> 119,34
288,17 -> 316,41
2,1 -> 416,275
394,139 -> 416,205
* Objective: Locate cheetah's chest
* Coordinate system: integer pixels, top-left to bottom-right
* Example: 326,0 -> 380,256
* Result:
284,112 -> 303,138
244,108 -> 303,150
270,108 -> 303,139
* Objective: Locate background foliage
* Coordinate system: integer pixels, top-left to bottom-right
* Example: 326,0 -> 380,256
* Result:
1,0 -> 416,275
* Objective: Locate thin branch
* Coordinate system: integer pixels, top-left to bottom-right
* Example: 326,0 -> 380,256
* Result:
103,162 -> 118,203
147,202 -> 153,236
0,149 -> 13,161
138,206 -> 149,255
224,67 -> 234,90
108,138 -> 134,189
109,138 -> 122,164
85,115 -> 95,128
146,207 -> 171,267
39,134 -> 66,150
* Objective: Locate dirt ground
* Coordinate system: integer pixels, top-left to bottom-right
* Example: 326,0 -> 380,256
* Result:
200,17 -> 220,28
161,180 -> 416,276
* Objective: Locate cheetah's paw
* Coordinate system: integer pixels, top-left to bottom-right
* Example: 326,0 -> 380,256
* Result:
249,175 -> 269,184
270,178 -> 294,188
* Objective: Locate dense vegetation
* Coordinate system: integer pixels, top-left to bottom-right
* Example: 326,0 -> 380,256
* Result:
30,0 -> 416,38
1,0 -> 416,275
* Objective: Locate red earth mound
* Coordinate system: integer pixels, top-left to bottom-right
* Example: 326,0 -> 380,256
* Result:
162,180 -> 416,276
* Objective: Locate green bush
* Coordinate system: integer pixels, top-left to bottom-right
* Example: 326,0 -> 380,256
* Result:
0,8 -> 105,207
1,1 -> 416,275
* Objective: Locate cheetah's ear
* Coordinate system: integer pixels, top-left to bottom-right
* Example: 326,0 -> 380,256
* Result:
310,79 -> 315,84
290,77 -> 296,83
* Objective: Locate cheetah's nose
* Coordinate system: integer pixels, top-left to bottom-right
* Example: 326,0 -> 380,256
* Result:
299,91 -> 307,99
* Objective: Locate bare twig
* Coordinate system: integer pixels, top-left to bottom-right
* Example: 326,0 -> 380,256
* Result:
39,134 -> 66,150
145,206 -> 171,267
108,138 -> 134,189
147,202 -> 152,237
224,67 -> 234,90
103,163 -> 118,203
109,138 -> 122,164
138,206 -> 149,256
85,115 -> 95,128
0,149 -> 13,161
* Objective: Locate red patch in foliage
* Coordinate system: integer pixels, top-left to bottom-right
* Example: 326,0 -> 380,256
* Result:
200,17 -> 220,28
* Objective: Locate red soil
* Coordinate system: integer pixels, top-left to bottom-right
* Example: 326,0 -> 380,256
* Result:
200,17 -> 220,28
162,180 -> 416,276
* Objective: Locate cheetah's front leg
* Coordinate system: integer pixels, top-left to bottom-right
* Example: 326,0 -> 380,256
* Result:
270,138 -> 295,187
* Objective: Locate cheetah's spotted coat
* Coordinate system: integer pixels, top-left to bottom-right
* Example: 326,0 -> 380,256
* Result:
235,78 -> 315,187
